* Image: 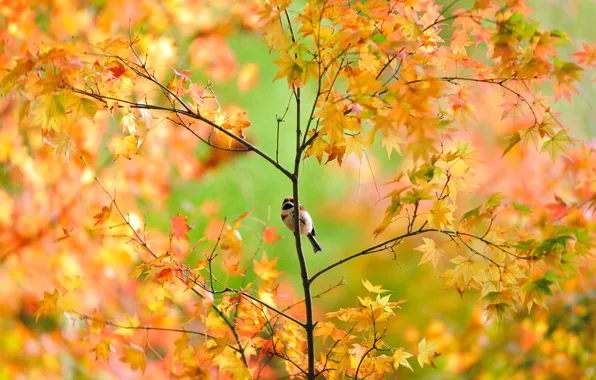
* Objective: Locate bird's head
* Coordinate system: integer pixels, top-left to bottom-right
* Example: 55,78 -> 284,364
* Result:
282,196 -> 295,210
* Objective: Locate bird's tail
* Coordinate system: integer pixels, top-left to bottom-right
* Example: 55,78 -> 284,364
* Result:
307,233 -> 323,253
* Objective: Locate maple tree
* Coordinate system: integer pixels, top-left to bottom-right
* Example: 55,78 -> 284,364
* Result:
1,0 -> 595,379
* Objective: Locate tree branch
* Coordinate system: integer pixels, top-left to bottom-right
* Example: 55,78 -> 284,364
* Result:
80,157 -> 249,368
309,227 -> 538,284
69,86 -> 293,179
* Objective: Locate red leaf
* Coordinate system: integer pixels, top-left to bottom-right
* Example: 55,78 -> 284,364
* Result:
107,64 -> 126,79
155,268 -> 173,280
545,202 -> 567,221
171,214 -> 192,241
263,226 -> 281,245
259,339 -> 275,363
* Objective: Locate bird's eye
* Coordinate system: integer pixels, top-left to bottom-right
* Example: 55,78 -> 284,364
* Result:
282,203 -> 294,210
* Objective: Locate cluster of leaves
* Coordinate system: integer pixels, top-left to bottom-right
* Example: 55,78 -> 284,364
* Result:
369,142 -> 593,321
0,0 -> 595,379
262,0 -> 590,164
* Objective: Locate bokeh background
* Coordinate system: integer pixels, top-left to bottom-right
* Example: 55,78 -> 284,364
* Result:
1,0 -> 595,378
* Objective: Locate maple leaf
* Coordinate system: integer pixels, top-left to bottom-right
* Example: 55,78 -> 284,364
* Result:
451,255 -> 483,290
213,347 -> 251,379
34,289 -> 59,322
314,321 -> 337,344
417,338 -> 438,368
95,339 -> 111,362
115,314 -> 140,337
32,94 -> 67,131
393,348 -> 414,371
107,63 -> 126,80
109,135 -> 140,160
572,43 -> 596,66
414,238 -> 444,269
65,93 -> 98,122
174,334 -> 191,355
253,252 -> 281,281
42,130 -> 75,161
93,204 -> 112,226
362,278 -> 388,294
121,113 -> 137,134
258,339 -> 275,363
273,53 -> 306,87
120,344 -> 147,373
262,226 -> 281,244
428,199 -> 455,231
97,37 -> 130,54
171,214 -> 192,241
87,310 -> 107,333
381,129 -> 403,158
541,130 -> 571,158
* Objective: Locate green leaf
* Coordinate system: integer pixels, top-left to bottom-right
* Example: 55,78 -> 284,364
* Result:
541,130 -> 571,158
486,193 -> 504,207
402,188 -> 433,204
515,240 -> 535,251
461,206 -> 481,220
512,202 -> 532,215
533,236 -> 571,258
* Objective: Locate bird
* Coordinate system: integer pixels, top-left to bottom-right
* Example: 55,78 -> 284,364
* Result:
280,196 -> 323,253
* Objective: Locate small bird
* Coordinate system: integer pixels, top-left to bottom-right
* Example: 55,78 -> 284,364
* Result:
281,196 -> 323,253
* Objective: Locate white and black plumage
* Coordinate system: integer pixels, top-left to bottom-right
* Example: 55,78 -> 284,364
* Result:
280,196 -> 323,253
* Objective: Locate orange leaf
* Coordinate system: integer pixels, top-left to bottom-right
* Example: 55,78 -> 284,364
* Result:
95,339 -> 111,362
263,226 -> 281,245
253,253 -> 281,281
171,214 -> 192,241
93,205 -> 112,226
232,211 -> 251,227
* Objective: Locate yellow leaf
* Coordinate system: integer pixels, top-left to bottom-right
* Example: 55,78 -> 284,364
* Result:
120,344 -> 147,373
204,311 -> 228,332
417,338 -> 438,368
253,253 -> 281,281
381,129 -> 403,158
208,335 -> 231,357
273,53 -> 306,88
95,339 -> 111,362
314,321 -> 336,344
42,130 -> 75,161
427,199 -> 455,231
32,94 -> 67,131
62,275 -> 84,291
393,347 -> 413,371
451,255 -> 482,286
174,333 -> 191,354
213,347 -> 251,379
115,314 -> 140,337
65,93 -> 98,122
121,112 -> 137,134
361,278 -> 388,294
109,135 -> 140,160
34,289 -> 59,322
414,238 -> 444,269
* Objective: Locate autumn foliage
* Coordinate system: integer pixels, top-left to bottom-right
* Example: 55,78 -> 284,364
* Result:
1,0 -> 595,379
